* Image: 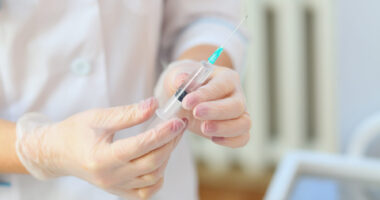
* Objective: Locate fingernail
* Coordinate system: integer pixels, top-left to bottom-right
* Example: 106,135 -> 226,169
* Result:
212,137 -> 225,142
195,106 -> 207,117
171,119 -> 186,132
138,190 -> 147,199
182,118 -> 189,127
175,73 -> 189,88
203,122 -> 216,134
139,97 -> 155,110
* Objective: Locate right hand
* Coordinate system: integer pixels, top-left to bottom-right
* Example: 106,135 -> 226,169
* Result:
15,97 -> 187,200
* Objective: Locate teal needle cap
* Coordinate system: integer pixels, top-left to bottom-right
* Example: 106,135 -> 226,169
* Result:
207,47 -> 224,64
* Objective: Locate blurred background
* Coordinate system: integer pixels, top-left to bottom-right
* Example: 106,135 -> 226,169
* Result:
189,0 -> 380,199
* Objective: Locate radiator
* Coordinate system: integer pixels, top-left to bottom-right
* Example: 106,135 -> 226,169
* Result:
189,0 -> 337,177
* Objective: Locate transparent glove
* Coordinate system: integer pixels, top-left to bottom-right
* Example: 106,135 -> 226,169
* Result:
157,60 -> 251,148
15,97 -> 187,199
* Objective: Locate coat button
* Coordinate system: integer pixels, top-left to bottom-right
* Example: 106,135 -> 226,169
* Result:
71,58 -> 92,76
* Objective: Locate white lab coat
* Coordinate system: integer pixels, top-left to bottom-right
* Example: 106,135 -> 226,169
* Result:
0,0 -> 246,199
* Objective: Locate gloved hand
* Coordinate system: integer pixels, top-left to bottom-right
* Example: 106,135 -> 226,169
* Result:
157,60 -> 251,148
15,97 -> 187,200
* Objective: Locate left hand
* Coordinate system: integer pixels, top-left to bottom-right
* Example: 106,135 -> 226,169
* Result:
161,60 -> 251,148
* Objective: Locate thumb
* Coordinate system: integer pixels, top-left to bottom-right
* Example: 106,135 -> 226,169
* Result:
164,61 -> 201,96
169,72 -> 190,95
89,97 -> 158,131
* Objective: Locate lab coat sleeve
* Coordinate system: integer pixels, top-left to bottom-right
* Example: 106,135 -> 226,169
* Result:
161,0 -> 248,72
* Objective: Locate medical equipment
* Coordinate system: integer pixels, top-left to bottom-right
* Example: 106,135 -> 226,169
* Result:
147,16 -> 248,128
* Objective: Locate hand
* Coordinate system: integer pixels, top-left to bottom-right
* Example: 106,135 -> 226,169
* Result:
162,60 -> 251,148
15,97 -> 187,200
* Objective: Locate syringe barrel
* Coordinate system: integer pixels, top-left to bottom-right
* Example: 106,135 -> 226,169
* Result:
175,61 -> 214,98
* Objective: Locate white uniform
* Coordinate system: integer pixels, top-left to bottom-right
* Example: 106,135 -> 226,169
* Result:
0,0 -> 246,199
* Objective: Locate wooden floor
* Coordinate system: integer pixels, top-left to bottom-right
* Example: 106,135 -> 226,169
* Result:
197,165 -> 273,200
199,183 -> 266,200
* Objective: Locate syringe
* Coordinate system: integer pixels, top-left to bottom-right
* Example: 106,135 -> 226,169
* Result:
147,16 -> 248,128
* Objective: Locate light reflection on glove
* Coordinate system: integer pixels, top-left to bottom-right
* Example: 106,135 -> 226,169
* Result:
161,60 -> 251,148
15,97 -> 187,200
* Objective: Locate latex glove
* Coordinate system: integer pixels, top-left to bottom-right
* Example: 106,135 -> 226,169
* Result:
15,97 -> 187,200
158,60 -> 251,148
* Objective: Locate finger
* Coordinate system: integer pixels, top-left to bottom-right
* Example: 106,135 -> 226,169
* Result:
165,60 -> 200,95
128,159 -> 169,189
90,97 -> 158,131
193,93 -> 246,120
182,69 -> 238,110
103,133 -> 182,186
114,131 -> 184,188
201,113 -> 251,137
110,118 -> 185,162
211,132 -> 250,148
137,178 -> 164,200
131,132 -> 183,175
106,188 -> 139,200
168,73 -> 190,95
